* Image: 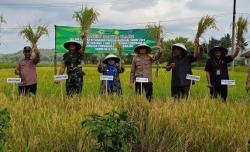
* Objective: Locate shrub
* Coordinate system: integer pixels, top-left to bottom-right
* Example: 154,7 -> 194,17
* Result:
0,109 -> 11,152
82,111 -> 138,152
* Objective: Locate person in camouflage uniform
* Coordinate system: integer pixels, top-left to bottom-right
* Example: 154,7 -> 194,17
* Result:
57,41 -> 85,96
98,54 -> 125,95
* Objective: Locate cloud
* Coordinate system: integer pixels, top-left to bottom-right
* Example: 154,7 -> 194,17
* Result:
0,0 -> 249,53
109,0 -> 159,11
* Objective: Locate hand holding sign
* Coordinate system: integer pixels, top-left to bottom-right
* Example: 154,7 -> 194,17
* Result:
170,63 -> 176,69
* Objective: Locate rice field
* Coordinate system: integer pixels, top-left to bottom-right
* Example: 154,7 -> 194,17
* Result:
0,66 -> 250,152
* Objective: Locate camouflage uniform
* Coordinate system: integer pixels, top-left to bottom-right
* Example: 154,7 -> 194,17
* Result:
63,51 -> 85,96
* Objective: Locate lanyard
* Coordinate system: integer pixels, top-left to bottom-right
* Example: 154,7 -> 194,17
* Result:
213,59 -> 222,68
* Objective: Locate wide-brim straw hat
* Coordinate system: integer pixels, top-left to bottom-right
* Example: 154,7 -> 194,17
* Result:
64,40 -> 82,51
209,46 -> 228,55
134,43 -> 152,54
103,54 -> 120,64
172,43 -> 188,53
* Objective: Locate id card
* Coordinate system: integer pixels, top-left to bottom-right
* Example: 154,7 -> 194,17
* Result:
216,69 -> 221,76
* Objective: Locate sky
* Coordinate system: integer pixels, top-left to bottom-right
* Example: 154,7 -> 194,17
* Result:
0,0 -> 249,54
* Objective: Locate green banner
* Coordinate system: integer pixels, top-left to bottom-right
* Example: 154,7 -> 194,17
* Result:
55,26 -> 156,54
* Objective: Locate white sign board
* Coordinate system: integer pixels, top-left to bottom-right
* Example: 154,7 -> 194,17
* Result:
186,74 -> 200,81
100,75 -> 114,81
221,80 -> 236,86
54,75 -> 68,81
136,77 -> 149,83
7,78 -> 21,84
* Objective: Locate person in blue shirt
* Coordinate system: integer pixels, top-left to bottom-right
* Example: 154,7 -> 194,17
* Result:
98,54 -> 125,95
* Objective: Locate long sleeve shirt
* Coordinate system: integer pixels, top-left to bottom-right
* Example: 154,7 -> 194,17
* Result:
15,52 -> 40,86
130,51 -> 161,83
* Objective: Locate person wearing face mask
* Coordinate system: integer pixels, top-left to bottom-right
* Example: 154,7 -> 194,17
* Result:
15,44 -> 40,96
57,40 -> 85,96
166,40 -> 200,100
129,43 -> 162,102
205,45 -> 240,101
98,54 -> 125,95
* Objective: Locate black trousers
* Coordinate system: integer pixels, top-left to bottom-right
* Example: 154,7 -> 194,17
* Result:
171,86 -> 190,100
18,84 -> 37,96
135,82 -> 153,101
210,85 -> 228,102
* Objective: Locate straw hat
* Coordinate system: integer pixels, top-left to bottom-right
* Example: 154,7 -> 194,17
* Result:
209,46 -> 228,55
172,43 -> 188,53
64,40 -> 82,51
103,54 -> 120,64
134,43 -> 152,54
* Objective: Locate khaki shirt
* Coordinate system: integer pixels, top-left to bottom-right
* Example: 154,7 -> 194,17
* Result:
130,51 -> 161,83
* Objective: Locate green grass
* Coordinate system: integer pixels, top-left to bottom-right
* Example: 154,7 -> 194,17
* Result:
0,66 -> 248,101
0,66 -> 250,151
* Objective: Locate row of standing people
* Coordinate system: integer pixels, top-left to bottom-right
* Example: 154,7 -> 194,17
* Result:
15,39 -> 242,102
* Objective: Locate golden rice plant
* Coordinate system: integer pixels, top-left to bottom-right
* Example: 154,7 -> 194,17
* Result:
19,24 -> 48,48
236,16 -> 248,46
195,15 -> 217,41
73,6 -> 99,51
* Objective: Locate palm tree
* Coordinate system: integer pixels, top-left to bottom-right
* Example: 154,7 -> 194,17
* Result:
19,24 -> 48,48
236,16 -> 248,48
195,15 -> 217,43
146,23 -> 163,77
73,6 -> 99,53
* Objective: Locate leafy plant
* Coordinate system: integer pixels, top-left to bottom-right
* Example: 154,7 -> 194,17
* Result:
73,6 -> 99,52
0,109 -> 11,152
19,24 -> 48,48
236,16 -> 248,47
82,111 -> 138,152
195,15 -> 217,41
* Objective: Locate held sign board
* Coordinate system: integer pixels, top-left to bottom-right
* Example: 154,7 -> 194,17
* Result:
221,80 -> 236,86
136,77 -> 149,83
186,74 -> 200,81
7,78 -> 21,84
54,75 -> 68,81
100,75 -> 114,81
